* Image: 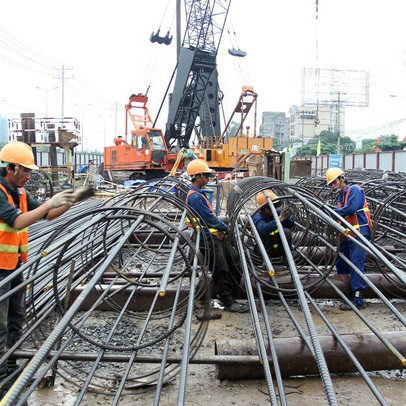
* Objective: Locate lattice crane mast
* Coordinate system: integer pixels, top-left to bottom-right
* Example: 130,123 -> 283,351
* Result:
164,0 -> 230,149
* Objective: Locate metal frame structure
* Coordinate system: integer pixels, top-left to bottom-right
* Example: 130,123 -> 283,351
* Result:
164,0 -> 230,148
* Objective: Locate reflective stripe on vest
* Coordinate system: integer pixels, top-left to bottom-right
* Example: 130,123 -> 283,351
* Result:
270,229 -> 279,248
338,185 -> 372,241
0,183 -> 29,269
186,189 -> 223,237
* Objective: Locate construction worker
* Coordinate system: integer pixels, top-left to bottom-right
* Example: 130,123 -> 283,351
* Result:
0,141 -> 80,399
186,159 -> 248,313
114,136 -> 128,145
86,160 -> 96,187
326,167 -> 372,310
253,190 -> 295,261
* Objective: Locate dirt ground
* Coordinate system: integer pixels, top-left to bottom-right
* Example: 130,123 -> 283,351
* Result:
29,298 -> 406,406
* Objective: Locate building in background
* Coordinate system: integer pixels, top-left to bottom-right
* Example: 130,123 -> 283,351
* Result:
289,104 -> 345,149
259,112 -> 290,150
0,115 -> 9,145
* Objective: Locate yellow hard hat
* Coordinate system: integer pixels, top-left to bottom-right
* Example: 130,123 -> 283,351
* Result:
256,190 -> 279,207
326,167 -> 344,185
187,159 -> 215,176
0,141 -> 39,170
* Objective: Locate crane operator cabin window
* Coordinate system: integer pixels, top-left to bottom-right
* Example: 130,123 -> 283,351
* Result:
136,135 -> 149,151
148,130 -> 166,150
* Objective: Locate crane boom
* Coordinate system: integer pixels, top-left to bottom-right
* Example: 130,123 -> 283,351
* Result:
164,0 -> 230,149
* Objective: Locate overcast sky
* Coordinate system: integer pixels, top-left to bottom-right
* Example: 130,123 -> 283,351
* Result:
1,0 -> 406,151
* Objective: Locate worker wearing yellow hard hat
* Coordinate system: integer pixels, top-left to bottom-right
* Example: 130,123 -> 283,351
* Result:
0,141 -> 89,399
186,159 -> 248,313
253,189 -> 295,264
325,167 -> 345,186
325,167 -> 372,311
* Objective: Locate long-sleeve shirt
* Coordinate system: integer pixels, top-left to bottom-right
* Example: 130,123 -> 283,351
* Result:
186,186 -> 227,236
253,209 -> 295,237
335,184 -> 371,238
0,177 -> 42,227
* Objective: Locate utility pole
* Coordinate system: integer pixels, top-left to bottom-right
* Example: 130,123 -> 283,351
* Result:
36,86 -> 58,117
54,65 -> 73,124
115,102 -> 118,138
337,91 -> 341,154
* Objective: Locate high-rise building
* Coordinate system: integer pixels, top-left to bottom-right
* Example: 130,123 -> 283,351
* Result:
289,104 -> 345,147
259,112 -> 290,150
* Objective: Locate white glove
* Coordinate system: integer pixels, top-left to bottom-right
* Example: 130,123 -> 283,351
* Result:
47,190 -> 75,209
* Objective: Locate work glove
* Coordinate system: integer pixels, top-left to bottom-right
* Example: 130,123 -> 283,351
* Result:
47,190 -> 75,209
280,206 -> 294,221
72,186 -> 96,203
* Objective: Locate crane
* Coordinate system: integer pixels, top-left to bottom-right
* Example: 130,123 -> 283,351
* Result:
164,0 -> 230,149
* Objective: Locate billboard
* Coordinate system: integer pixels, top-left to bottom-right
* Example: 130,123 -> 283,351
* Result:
302,68 -> 370,107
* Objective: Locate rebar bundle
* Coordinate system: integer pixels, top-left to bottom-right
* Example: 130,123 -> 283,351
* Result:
0,172 -> 405,405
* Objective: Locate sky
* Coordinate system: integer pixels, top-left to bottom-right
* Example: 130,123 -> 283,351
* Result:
1,0 -> 406,152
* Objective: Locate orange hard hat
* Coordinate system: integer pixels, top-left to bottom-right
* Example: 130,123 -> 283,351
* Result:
187,159 -> 215,177
326,167 -> 344,185
0,141 -> 39,170
256,190 -> 279,207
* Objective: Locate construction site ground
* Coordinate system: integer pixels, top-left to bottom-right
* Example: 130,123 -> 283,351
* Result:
31,298 -> 406,406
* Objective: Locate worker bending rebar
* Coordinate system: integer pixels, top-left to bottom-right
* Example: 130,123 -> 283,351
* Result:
186,160 -> 248,313
326,167 -> 372,310
0,141 -> 91,400
253,189 -> 295,265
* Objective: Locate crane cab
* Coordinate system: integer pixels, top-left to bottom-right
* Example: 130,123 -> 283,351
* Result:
104,93 -> 177,179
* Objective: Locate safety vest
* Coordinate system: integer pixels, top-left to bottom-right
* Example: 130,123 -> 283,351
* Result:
269,229 -> 280,249
254,212 -> 281,249
186,189 -> 224,238
338,185 -> 372,242
0,184 -> 29,269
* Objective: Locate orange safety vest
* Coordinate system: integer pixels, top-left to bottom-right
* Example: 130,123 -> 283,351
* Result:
186,189 -> 224,238
0,184 -> 29,269
338,185 -> 372,242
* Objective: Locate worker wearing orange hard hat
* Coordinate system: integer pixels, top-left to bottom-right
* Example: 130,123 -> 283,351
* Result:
114,136 -> 128,145
186,159 -> 248,313
0,142 -> 89,399
326,167 -> 372,311
253,189 -> 295,261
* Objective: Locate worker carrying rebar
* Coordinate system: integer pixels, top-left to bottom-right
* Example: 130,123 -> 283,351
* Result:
114,136 -> 128,145
326,167 -> 372,310
186,159 -> 249,313
0,141 -> 92,399
253,190 -> 295,262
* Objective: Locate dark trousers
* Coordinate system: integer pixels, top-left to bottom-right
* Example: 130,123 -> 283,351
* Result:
201,235 -> 242,296
0,266 -> 25,375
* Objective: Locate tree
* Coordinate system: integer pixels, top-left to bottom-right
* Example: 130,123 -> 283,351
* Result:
359,134 -> 406,153
294,130 -> 355,157
224,121 -> 242,141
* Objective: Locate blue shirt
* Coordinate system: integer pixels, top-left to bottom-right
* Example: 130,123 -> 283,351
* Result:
186,186 -> 227,235
335,184 -> 371,238
253,209 -> 295,237
0,177 -> 42,228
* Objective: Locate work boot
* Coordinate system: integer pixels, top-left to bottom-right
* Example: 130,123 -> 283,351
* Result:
7,359 -> 18,377
0,373 -> 12,402
339,297 -> 366,311
217,294 -> 249,313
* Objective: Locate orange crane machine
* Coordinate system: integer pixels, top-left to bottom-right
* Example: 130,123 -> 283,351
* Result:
199,86 -> 273,170
104,93 -> 178,181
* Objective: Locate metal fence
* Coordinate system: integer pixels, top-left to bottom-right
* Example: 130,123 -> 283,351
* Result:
35,150 -> 103,172
308,150 -> 406,175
